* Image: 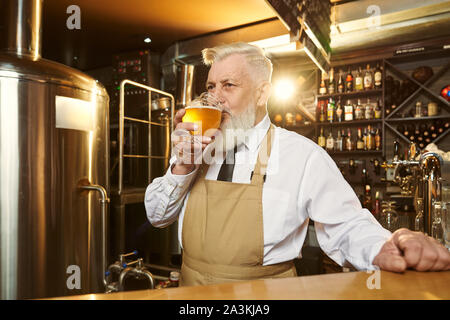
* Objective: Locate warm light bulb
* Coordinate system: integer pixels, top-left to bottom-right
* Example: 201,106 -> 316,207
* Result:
144,37 -> 152,43
274,79 -> 295,100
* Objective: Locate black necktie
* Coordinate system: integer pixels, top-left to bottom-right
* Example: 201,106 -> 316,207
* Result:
217,146 -> 237,182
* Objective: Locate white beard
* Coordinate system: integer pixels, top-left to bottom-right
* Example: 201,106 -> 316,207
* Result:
216,104 -> 256,153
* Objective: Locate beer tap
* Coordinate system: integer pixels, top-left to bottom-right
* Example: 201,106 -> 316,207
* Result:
370,158 -> 381,176
349,159 -> 357,175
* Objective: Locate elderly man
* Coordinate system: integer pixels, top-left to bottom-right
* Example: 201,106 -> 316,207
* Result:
145,42 -> 450,286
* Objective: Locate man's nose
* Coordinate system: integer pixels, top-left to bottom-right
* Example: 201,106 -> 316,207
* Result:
210,88 -> 225,105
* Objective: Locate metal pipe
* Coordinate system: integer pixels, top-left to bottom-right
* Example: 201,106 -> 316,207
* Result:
420,152 -> 442,236
118,267 -> 155,291
0,0 -> 42,59
79,183 -> 110,287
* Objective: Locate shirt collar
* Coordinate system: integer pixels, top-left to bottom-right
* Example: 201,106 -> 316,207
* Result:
242,114 -> 271,152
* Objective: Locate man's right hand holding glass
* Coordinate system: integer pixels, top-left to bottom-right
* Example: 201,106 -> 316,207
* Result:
171,108 -> 215,175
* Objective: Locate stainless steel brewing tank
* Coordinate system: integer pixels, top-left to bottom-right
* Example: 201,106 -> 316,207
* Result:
0,53 -> 109,299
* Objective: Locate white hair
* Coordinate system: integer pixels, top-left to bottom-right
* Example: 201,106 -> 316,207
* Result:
202,42 -> 273,83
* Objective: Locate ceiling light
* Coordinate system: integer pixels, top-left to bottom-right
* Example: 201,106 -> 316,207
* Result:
273,79 -> 295,101
249,34 -> 297,53
144,37 -> 151,43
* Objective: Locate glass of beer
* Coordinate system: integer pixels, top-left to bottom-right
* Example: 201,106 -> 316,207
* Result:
182,92 -> 222,136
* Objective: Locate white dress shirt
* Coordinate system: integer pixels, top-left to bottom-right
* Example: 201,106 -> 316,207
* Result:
145,114 -> 391,270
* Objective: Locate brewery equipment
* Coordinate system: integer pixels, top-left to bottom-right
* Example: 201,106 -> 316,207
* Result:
389,145 -> 447,238
175,60 -> 195,109
0,0 -> 109,299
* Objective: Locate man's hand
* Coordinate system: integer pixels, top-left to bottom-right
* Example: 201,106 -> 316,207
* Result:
171,108 -> 214,175
373,228 -> 450,272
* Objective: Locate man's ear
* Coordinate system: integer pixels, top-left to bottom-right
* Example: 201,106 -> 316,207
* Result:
256,81 -> 272,107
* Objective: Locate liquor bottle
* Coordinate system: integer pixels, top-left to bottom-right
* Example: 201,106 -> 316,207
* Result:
430,122 -> 437,139
355,67 -> 363,91
405,124 -> 416,141
373,191 -> 381,220
345,67 -> 353,92
420,123 -> 429,138
318,127 -> 326,148
327,97 -> 335,123
344,99 -> 354,121
319,71 -> 327,95
336,99 -> 343,122
319,102 -> 326,122
414,125 -> 421,139
375,127 -> 381,150
363,127 -> 368,150
355,99 -> 363,120
337,70 -> 344,93
436,119 -> 444,134
328,68 -> 335,94
356,128 -> 364,150
366,125 -> 374,150
335,129 -> 343,151
364,64 -> 373,90
326,131 -> 335,151
374,100 -> 382,119
415,101 -> 423,118
365,98 -> 373,120
374,62 -> 382,89
363,184 -> 373,212
345,128 -> 353,151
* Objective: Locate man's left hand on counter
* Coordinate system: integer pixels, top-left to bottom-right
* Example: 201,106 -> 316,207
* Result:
373,228 -> 450,272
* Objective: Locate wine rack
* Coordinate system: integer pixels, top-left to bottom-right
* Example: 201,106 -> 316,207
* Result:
271,49 -> 450,159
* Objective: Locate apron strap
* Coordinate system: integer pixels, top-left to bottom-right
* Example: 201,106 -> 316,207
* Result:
251,124 -> 274,184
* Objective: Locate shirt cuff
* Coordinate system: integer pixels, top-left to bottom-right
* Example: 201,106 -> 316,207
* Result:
165,163 -> 199,197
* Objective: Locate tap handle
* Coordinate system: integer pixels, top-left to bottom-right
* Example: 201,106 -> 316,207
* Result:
393,140 -> 400,160
408,142 -> 418,160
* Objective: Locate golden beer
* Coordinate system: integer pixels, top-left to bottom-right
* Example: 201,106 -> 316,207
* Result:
182,106 -> 222,136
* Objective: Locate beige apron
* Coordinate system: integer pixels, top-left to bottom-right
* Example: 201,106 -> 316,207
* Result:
180,124 -> 297,286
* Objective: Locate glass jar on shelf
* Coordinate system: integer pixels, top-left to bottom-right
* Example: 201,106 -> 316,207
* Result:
381,201 -> 399,232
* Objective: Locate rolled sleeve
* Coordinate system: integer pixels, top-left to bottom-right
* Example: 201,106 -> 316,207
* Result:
145,157 -> 198,228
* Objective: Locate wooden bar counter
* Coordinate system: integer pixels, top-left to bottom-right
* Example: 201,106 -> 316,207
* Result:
48,270 -> 450,300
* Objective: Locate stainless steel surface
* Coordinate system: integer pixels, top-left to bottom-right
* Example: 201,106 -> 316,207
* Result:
420,152 -> 443,236
118,258 -> 155,291
118,79 -> 174,195
79,183 -> 110,287
176,63 -> 195,108
0,0 -> 109,299
1,0 -> 42,59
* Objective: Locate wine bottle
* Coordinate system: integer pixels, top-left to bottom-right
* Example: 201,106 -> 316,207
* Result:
375,128 -> 381,151
355,99 -> 363,120
355,67 -> 363,91
337,70 -> 344,93
328,68 -> 335,94
364,64 -> 373,90
326,131 -> 335,151
336,99 -> 343,122
344,99 -> 354,121
346,128 -> 353,151
345,68 -> 353,92
356,128 -> 364,150
365,98 -> 373,120
374,100 -> 382,119
374,62 -> 382,89
318,127 -> 326,148
319,71 -> 327,95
